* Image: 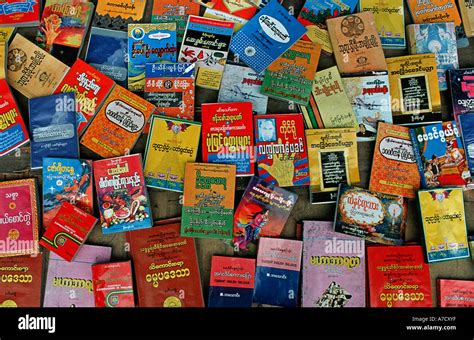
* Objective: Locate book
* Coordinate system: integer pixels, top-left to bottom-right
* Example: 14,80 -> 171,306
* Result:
407,23 -> 459,91
196,0 -> 257,20
42,157 -> 93,229
80,85 -> 155,158
334,183 -> 407,245
438,279 -> 474,307
93,0 -> 147,31
127,221 -> 205,307
0,254 -> 43,307
93,154 -> 153,234
458,113 -> 474,180
7,34 -> 70,99
327,12 -> 387,74
0,0 -> 41,27
459,0 -> 474,37
143,115 -> 201,192
470,235 -> 474,260
359,0 -> 406,49
0,79 -> 29,157
0,27 -> 15,42
410,121 -> 471,187
418,187 -> 470,263
386,54 -> 442,125
181,162 -> 236,240
84,27 -> 128,87
253,237 -> 303,307
367,245 -> 433,307
0,41 -> 4,79
43,244 -> 112,307
261,39 -> 321,105
0,178 -> 39,258
152,0 -> 200,42
302,220 -> 366,307
229,0 -> 307,74
92,261 -> 135,307
306,128 -> 360,204
203,7 -> 248,32
201,102 -> 254,176
208,256 -> 256,307
341,71 -> 392,141
448,68 -> 474,121
128,23 -> 178,92
255,113 -> 310,187
179,16 -> 234,90
369,122 -> 420,198
232,176 -> 298,251
297,0 -> 358,54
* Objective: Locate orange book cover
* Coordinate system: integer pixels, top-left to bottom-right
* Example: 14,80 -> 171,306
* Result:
406,0 -> 461,26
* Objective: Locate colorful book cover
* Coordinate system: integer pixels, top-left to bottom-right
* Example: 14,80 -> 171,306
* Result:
0,0 -> 40,27
302,220 -> 366,307
232,176 -> 298,251
128,23 -> 178,92
203,7 -> 248,32
43,244 -> 112,307
261,39 -> 321,105
449,68 -> 474,121
201,102 -> 254,176
92,261 -> 135,307
253,237 -> 303,307
341,71 -> 393,141
29,93 -> 79,170
367,245 -> 433,307
181,162 -> 236,240
0,178 -> 39,258
179,15 -> 234,90
0,79 -> 29,157
151,0 -> 200,41
410,121 -> 471,187
387,54 -> 442,125
0,253 -> 42,307
306,128 -> 360,204
255,113 -> 310,187
80,85 -> 155,158
143,115 -> 201,192
128,221 -> 205,307
93,0 -> 147,31
369,122 -> 420,198
93,154 -> 153,234
208,256 -> 256,307
438,279 -> 474,307
418,188 -> 470,263
196,0 -> 257,19
458,113 -> 474,180
459,0 -> 474,37
334,183 -> 407,245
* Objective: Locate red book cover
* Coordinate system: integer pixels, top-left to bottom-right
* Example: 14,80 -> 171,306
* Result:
92,261 -> 135,307
438,279 -> 474,307
0,0 -> 41,27
196,0 -> 257,19
39,201 -> 97,262
367,245 -> 433,308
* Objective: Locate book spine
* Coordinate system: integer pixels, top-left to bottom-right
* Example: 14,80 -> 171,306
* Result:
409,129 -> 427,188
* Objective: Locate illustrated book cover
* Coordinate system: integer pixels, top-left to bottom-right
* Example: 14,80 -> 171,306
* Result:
92,261 -> 135,307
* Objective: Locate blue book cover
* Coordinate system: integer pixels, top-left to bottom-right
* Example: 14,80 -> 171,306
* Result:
29,93 -> 79,170
229,0 -> 307,73
145,63 -> 195,78
458,113 -> 474,180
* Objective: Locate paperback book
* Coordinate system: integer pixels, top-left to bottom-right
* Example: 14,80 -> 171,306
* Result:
0,0 -> 41,27
0,27 -> 15,42
203,7 -> 248,32
93,0 -> 147,31
449,68 -> 474,121
458,113 -> 474,180
92,261 -> 135,307
195,0 -> 257,20
459,0 -> 474,37
438,279 -> 474,307
152,0 -> 199,41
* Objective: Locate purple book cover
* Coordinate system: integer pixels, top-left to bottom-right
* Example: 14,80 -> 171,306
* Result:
43,244 -> 112,307
302,221 -> 366,307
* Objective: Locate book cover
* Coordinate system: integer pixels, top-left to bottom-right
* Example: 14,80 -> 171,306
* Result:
93,0 -> 147,31
93,154 -> 153,234
369,122 -> 420,198
43,244 -> 112,307
0,79 -> 29,157
306,128 -> 360,204
386,54 -> 442,125
327,12 -> 387,74
407,22 -> 459,91
80,85 -> 155,158
459,0 -> 474,37
341,71 -> 393,141
179,15 -> 234,90
0,27 -> 15,42
92,261 -> 135,307
196,0 -> 257,19
208,256 -> 256,307
143,115 -> 201,192
232,176 -> 298,251
418,188 -> 470,262
229,0 -> 306,74
203,7 -> 248,32
0,0 -> 40,27
458,113 -> 474,180
449,68 -> 474,121
0,254 -> 42,307
410,121 -> 471,187
181,162 -> 236,240
302,220 -> 366,307
128,222 -> 205,307
253,237 -> 303,307
367,245 -> 433,307
128,23 -> 178,92
151,0 -> 200,41
438,279 -> 474,307
201,102 -> 254,176
255,113 -> 310,187
0,41 -> 4,79
0,178 -> 39,258
334,183 -> 407,245
261,39 -> 321,105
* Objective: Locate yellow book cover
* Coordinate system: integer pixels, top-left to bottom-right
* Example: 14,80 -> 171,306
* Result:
0,27 -> 15,43
407,0 -> 461,26
95,0 -> 147,21
459,0 -> 474,37
0,42 -> 4,79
